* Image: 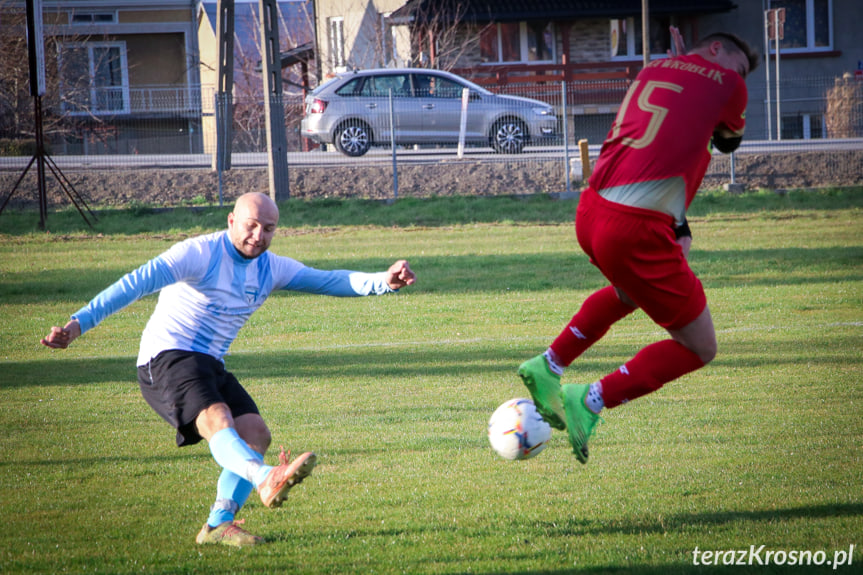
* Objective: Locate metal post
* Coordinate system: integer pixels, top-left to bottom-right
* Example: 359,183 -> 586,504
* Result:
562,81 -> 571,195
730,151 -> 736,184
641,0 -> 650,69
579,139 -> 592,182
764,10 -> 772,141
774,9 -> 781,141
389,88 -> 398,201
457,87 -> 469,158
34,95 -> 48,229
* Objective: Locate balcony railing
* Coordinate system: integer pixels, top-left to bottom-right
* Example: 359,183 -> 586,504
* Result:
61,85 -> 202,117
450,61 -> 638,108
451,61 -> 637,87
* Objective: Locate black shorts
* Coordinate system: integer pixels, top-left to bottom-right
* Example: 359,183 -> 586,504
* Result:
137,350 -> 260,447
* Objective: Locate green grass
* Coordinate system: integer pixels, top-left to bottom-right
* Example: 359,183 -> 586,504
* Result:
1,190 -> 861,574
1,186 -> 862,236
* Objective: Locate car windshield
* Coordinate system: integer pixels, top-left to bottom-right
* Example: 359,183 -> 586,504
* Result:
451,76 -> 491,96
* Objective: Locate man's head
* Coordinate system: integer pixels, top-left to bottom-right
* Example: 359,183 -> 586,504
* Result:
692,32 -> 759,79
227,192 -> 279,259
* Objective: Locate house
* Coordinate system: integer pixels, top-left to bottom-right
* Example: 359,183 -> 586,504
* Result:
311,0 -> 410,75
1,0 -> 315,156
33,0 -> 204,154
312,0 -> 863,141
691,0 -> 862,140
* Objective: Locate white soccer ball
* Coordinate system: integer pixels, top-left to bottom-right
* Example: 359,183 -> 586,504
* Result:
487,398 -> 552,460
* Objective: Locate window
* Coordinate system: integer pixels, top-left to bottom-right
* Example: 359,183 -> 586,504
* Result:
334,77 -> 362,96
70,12 -> 117,25
359,74 -> 410,97
781,113 -> 824,139
769,0 -> 832,52
526,21 -> 554,62
59,42 -> 129,114
610,16 -> 674,59
328,17 -> 346,72
480,21 -> 554,64
412,74 -> 463,98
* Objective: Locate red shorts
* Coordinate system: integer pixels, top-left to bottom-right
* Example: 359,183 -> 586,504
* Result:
575,187 -> 706,330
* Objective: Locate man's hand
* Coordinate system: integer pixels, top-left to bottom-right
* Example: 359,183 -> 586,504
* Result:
386,260 -> 416,290
41,319 -> 81,349
668,26 -> 686,57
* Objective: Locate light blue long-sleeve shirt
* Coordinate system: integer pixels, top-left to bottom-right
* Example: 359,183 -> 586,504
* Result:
71,231 -> 396,365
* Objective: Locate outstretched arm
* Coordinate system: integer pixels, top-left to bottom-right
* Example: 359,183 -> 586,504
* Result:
39,250 -> 181,350
41,319 -> 82,349
285,259 -> 416,296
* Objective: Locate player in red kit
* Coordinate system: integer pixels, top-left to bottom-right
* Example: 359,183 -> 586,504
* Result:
518,29 -> 760,463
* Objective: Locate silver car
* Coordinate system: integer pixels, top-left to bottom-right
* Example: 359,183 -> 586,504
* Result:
301,68 -> 557,157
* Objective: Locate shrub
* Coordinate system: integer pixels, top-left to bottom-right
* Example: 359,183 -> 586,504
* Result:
0,138 -> 39,156
825,73 -> 863,138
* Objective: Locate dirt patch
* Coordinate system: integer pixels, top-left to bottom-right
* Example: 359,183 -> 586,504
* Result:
1,150 -> 860,209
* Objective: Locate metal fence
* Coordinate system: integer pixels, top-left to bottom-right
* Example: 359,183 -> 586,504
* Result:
0,74 -> 861,207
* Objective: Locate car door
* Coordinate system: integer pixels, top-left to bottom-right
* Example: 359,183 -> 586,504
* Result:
413,73 -> 485,144
412,73 -> 461,142
357,73 -> 420,143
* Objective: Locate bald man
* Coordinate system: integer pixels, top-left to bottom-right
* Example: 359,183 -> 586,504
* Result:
41,192 -> 416,547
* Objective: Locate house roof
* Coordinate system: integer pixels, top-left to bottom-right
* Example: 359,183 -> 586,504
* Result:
278,43 -> 315,68
390,0 -> 737,24
253,42 -> 314,72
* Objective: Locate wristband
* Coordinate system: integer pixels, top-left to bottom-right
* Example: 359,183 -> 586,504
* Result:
675,220 -> 692,239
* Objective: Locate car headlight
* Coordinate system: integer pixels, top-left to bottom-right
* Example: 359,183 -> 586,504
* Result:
532,107 -> 553,117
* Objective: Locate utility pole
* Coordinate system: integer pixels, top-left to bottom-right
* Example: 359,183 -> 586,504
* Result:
259,0 -> 290,201
213,0 -> 235,206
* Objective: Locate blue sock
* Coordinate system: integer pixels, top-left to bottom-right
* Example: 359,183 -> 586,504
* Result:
207,469 -> 255,528
208,427 -> 271,486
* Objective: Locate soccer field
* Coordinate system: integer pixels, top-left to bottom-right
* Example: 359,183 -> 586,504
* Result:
1,194 -> 861,573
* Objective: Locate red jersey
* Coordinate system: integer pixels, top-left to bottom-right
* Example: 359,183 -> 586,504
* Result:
588,53 -> 748,217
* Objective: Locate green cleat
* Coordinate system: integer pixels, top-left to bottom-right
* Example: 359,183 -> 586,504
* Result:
517,354 -> 565,430
560,384 -> 601,464
196,519 -> 264,547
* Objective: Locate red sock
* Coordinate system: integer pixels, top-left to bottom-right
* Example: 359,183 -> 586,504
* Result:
600,339 -> 705,408
550,286 -> 635,366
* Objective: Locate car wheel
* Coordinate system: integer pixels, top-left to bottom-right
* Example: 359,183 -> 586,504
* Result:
491,119 -> 527,154
334,121 -> 372,157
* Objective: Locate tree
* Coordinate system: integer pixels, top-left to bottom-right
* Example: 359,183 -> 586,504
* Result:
0,0 -> 120,153
392,0 -> 489,71
225,0 -> 313,152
